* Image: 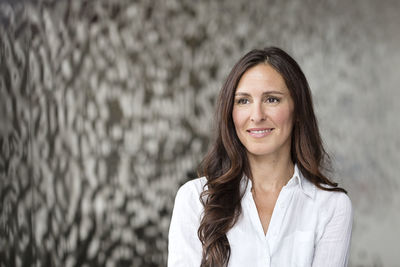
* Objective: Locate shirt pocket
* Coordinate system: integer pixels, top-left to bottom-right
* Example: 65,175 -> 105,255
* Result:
291,230 -> 315,267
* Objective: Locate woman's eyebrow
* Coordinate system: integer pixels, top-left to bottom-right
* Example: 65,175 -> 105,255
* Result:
234,92 -> 251,96
235,91 -> 284,96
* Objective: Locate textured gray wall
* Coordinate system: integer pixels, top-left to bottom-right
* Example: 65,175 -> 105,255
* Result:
0,0 -> 399,266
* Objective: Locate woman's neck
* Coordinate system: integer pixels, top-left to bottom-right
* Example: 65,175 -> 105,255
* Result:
248,153 -> 295,193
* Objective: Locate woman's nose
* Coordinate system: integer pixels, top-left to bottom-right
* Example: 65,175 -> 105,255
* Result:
250,103 -> 266,122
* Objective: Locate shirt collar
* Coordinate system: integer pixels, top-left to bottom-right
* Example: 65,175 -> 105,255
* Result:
241,163 -> 316,199
292,164 -> 315,199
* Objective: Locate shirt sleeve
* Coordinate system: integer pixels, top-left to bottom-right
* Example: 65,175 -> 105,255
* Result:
312,192 -> 353,267
168,181 -> 203,267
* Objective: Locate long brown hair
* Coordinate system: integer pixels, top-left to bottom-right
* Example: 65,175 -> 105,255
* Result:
197,47 -> 346,266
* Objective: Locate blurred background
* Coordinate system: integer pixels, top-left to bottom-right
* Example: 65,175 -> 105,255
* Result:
0,0 -> 399,266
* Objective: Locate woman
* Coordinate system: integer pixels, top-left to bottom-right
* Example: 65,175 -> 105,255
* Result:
168,47 -> 353,267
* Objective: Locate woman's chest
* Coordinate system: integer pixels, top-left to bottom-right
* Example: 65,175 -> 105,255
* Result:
226,191 -> 322,266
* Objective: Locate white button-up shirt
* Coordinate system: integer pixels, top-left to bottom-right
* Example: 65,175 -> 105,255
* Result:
168,165 -> 353,267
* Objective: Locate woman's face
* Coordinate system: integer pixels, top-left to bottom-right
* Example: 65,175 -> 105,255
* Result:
232,64 -> 294,160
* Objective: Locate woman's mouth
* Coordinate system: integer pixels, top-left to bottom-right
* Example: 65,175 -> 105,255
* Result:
247,128 -> 274,137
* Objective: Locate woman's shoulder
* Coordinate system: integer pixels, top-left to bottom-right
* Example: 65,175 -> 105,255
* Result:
299,171 -> 351,205
313,183 -> 352,213
174,177 -> 208,205
177,176 -> 207,194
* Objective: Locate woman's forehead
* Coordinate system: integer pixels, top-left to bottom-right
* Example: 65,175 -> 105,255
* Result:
235,64 -> 289,94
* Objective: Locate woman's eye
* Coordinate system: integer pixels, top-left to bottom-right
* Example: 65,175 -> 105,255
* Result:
266,97 -> 280,103
236,98 -> 249,104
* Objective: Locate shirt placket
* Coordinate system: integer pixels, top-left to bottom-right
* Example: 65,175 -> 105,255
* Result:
266,186 -> 294,255
244,190 -> 271,266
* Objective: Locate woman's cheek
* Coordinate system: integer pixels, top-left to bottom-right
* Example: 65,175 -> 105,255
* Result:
270,106 -> 293,127
232,108 -> 248,128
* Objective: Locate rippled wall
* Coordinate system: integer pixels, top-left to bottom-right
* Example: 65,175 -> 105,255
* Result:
1,0 -> 399,266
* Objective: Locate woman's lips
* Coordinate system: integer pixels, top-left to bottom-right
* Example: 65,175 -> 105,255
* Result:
247,128 -> 274,138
